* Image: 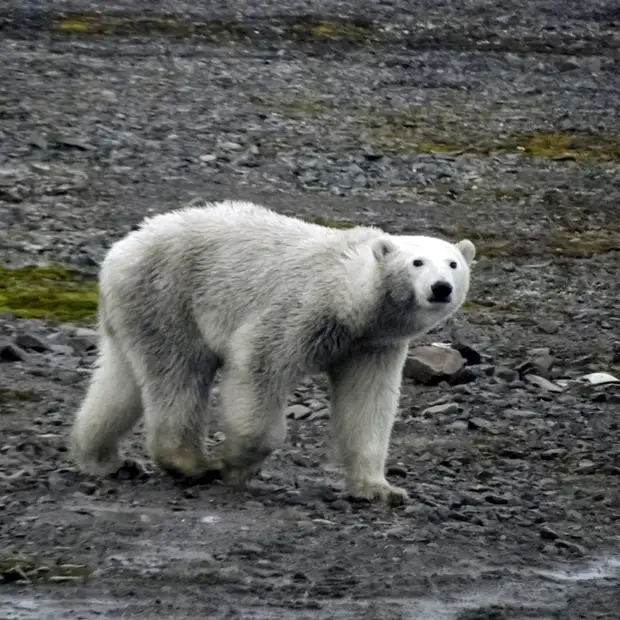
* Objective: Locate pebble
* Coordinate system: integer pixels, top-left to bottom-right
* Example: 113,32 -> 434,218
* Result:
524,374 -> 563,393
539,525 -> 560,540
286,404 -> 312,420
468,417 -> 492,431
14,332 -> 51,352
422,402 -> 460,416
0,340 -> 29,362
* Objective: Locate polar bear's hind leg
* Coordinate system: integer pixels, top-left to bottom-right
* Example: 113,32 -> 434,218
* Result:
70,327 -> 144,476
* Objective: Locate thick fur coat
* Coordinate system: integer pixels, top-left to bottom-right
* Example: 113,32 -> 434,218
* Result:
70,200 -> 475,504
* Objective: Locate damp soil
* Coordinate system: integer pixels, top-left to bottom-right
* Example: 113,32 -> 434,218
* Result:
1,1 -> 620,618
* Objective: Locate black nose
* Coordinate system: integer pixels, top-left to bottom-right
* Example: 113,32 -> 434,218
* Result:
431,281 -> 453,302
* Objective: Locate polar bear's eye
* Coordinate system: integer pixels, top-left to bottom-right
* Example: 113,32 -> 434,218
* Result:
449,261 -> 458,269
413,259 -> 424,267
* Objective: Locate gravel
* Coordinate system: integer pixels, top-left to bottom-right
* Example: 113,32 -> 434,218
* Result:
1,1 -> 620,618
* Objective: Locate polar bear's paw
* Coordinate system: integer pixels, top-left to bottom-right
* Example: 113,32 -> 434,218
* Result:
110,458 -> 152,481
347,478 -> 409,506
219,462 -> 262,489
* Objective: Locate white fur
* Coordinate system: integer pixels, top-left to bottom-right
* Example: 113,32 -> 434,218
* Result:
70,200 -> 475,504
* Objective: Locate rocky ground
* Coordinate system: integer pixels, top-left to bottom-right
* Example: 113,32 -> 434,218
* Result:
1,1 -> 620,618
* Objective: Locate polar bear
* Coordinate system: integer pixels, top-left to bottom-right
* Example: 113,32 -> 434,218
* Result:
70,200 -> 475,505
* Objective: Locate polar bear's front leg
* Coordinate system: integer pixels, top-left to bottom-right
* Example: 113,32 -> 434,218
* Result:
328,342 -> 409,506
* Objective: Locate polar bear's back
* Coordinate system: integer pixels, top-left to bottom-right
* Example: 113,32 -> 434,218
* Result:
99,201 -> 383,349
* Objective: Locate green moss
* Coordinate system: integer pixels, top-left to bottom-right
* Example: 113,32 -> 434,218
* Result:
474,231 -> 620,259
493,186 -> 530,202
247,95 -> 328,119
0,554 -> 90,584
496,132 -> 620,161
302,18 -> 377,43
367,116 -> 620,162
310,216 -> 357,229
0,388 -> 42,404
53,11 -> 378,45
0,266 -> 98,323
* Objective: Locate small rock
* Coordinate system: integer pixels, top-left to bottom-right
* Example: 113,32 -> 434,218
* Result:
387,465 -> 408,478
451,341 -> 482,366
69,329 -> 98,353
422,402 -> 460,416
537,320 -> 560,334
78,482 -> 97,496
54,370 -> 82,385
500,448 -> 525,459
468,417 -> 491,431
447,420 -> 468,431
221,141 -> 243,151
307,408 -> 330,421
494,366 -> 518,382
0,339 -> 29,362
289,452 -> 313,467
448,366 -> 480,386
46,471 -> 66,492
404,345 -> 466,384
517,349 -> 555,378
479,364 -> 496,377
525,374 -> 563,393
576,459 -> 598,474
232,542 -> 263,557
556,57 -> 581,72
540,448 -> 567,460
50,344 -> 75,356
539,525 -> 560,540
484,493 -> 509,505
15,332 -> 51,352
54,135 -> 95,151
555,539 -> 585,555
579,372 -> 619,386
331,499 -> 352,512
285,404 -> 312,420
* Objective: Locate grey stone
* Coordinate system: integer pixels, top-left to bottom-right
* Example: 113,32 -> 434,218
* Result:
14,332 -> 51,353
495,366 -> 519,382
0,339 -> 29,362
422,402 -> 460,416
524,374 -> 563,393
285,404 -> 312,420
404,346 -> 466,384
517,348 -> 555,378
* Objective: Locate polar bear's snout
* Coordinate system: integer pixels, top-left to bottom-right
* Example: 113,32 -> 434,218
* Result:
429,280 -> 453,303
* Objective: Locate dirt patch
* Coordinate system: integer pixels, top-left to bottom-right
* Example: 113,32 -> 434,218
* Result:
1,1 -> 620,618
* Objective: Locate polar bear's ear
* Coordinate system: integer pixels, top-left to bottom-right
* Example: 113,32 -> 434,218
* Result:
455,239 -> 476,266
372,237 -> 397,261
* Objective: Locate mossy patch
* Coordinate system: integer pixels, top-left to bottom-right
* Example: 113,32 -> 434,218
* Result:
0,266 -> 98,323
0,388 -> 42,405
309,216 -> 357,229
367,112 -> 620,162
53,12 -> 379,45
0,553 -> 90,584
247,95 -> 328,119
474,230 -> 620,259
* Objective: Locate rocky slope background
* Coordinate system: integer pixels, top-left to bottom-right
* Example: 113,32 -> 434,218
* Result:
1,1 -> 619,618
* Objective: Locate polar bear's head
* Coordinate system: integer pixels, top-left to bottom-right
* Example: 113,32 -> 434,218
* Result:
371,234 -> 476,335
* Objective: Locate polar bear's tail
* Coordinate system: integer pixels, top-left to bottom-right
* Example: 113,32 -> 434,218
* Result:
70,322 -> 144,476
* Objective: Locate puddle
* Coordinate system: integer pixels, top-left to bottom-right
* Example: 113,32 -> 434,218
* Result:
3,508 -> 619,620
532,555 -> 620,582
